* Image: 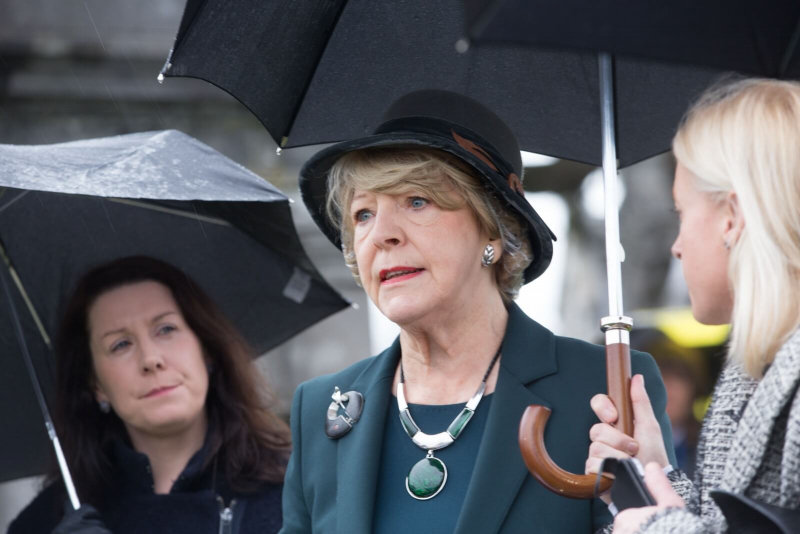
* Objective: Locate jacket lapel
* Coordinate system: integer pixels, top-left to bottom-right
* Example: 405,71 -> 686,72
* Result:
454,304 -> 558,534
722,330 -> 800,495
335,339 -> 400,534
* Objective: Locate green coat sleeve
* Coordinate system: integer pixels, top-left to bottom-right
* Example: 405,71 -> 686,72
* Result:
279,383 -> 311,534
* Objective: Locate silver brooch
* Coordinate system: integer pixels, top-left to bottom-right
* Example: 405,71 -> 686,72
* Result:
325,387 -> 364,439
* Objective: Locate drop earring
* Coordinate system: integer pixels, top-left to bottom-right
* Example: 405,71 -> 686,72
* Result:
481,244 -> 495,267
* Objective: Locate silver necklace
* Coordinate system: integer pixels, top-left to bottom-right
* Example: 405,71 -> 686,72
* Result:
397,345 -> 502,500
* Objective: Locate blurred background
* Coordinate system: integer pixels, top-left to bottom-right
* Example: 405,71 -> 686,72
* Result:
0,0 -> 729,528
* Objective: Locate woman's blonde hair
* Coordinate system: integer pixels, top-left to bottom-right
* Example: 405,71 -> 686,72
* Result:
673,78 -> 800,378
325,147 -> 532,302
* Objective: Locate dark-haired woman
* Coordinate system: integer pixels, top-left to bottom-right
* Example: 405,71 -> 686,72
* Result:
8,256 -> 290,534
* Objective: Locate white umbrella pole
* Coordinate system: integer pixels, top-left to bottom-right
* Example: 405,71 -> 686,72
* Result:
0,266 -> 81,510
598,52 -> 634,438
515,52 -> 636,500
598,52 -> 633,336
599,52 -> 626,321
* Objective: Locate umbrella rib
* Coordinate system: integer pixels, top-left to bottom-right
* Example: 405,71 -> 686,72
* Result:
107,198 -> 232,227
0,238 -> 52,349
280,0 -> 351,147
0,190 -> 30,215
779,17 -> 800,78
467,0 -> 508,40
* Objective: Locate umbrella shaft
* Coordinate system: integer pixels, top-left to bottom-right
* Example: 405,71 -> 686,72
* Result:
0,266 -> 81,509
52,432 -> 81,510
599,52 -> 624,318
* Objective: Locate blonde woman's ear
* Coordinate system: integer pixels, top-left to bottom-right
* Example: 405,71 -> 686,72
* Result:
723,191 -> 745,249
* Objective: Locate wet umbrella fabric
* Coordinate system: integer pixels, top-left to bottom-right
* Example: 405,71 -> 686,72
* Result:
0,130 -> 349,483
464,0 -> 800,79
160,0 -> 722,169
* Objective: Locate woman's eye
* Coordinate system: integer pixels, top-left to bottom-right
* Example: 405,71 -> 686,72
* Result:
355,209 -> 373,223
110,340 -> 131,353
409,197 -> 428,209
157,324 -> 176,336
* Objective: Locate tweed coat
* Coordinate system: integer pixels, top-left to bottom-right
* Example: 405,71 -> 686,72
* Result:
634,329 -> 800,533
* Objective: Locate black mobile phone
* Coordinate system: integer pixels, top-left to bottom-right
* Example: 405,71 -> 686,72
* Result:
598,457 -> 657,511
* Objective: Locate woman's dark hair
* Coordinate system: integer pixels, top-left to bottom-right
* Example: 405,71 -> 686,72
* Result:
48,256 -> 290,504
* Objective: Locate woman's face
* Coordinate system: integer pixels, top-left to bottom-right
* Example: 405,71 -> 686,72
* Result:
671,163 -> 734,324
350,186 -> 495,326
89,281 -> 209,438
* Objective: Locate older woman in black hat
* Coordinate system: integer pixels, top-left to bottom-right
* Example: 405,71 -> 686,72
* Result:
280,90 -> 677,534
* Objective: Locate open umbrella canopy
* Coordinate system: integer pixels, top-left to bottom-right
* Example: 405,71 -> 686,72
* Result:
0,129 -> 349,482
464,0 -> 800,79
160,0 -> 722,168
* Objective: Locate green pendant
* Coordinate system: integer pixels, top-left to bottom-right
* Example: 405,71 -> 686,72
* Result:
406,454 -> 448,500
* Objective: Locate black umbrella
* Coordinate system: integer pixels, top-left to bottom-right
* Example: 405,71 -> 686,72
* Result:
158,0 -> 722,168
463,0 -> 800,502
464,0 -> 800,79
0,130 -> 349,505
158,0 -> 734,501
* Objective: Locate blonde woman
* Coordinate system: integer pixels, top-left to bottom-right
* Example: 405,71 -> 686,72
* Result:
280,89 -> 677,534
586,79 -> 800,533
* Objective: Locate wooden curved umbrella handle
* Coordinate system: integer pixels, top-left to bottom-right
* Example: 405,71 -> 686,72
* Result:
519,341 -> 633,499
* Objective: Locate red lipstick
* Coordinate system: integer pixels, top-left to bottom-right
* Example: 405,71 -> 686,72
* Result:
379,266 -> 424,284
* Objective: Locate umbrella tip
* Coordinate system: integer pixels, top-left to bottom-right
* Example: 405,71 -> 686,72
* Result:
350,302 -> 360,310
158,49 -> 173,84
455,38 -> 470,54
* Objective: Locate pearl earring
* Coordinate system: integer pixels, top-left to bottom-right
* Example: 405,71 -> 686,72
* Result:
99,400 -> 111,414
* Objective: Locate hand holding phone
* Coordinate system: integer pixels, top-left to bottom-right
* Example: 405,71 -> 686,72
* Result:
596,457 -> 656,512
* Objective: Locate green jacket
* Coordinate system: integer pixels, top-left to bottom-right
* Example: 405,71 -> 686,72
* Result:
280,303 -> 676,533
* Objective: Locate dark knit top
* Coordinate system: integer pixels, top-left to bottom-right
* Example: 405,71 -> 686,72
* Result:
8,437 -> 283,534
372,395 -> 493,533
